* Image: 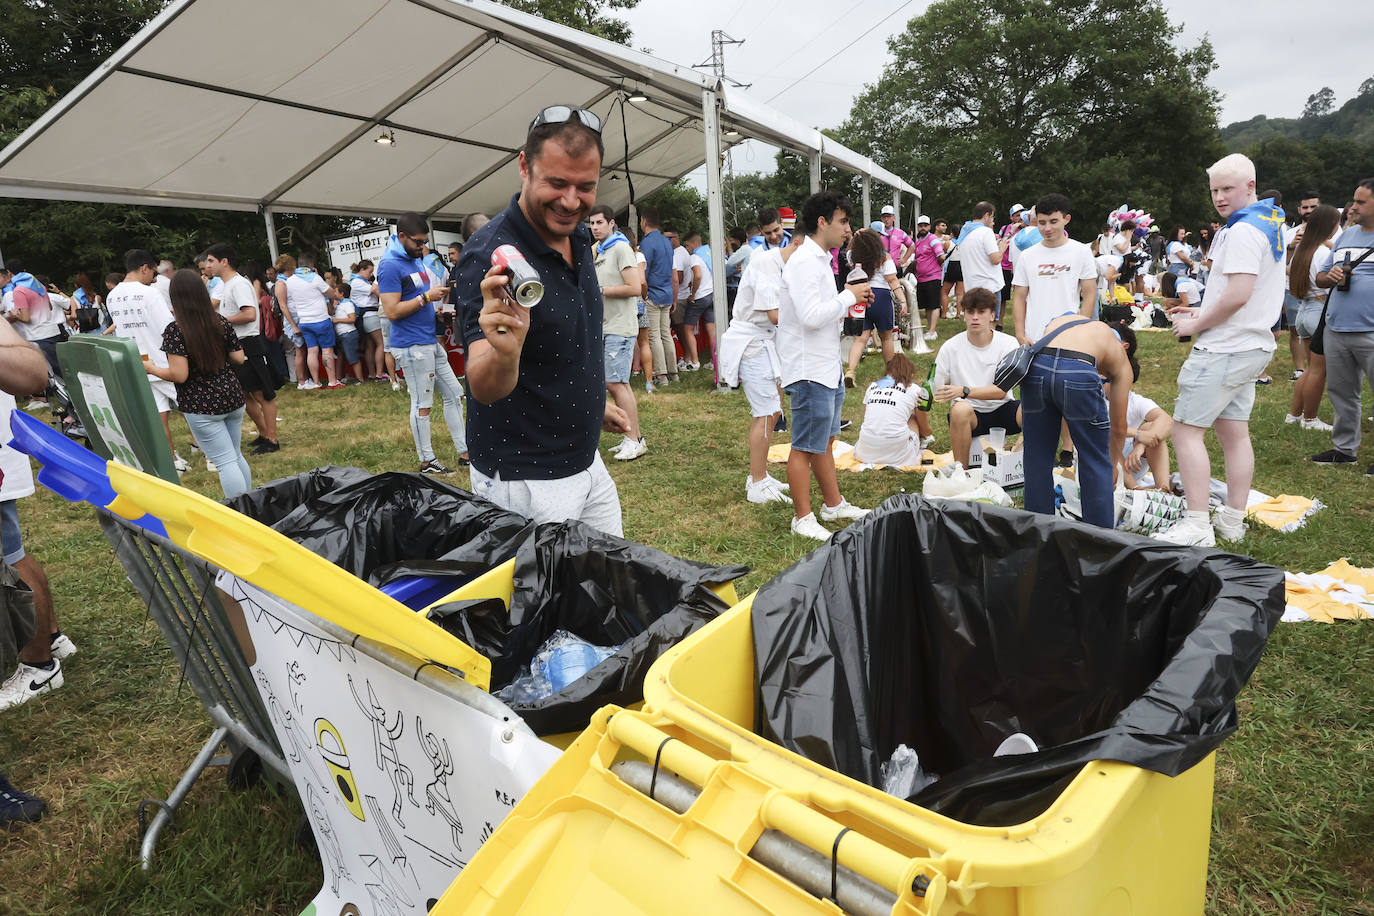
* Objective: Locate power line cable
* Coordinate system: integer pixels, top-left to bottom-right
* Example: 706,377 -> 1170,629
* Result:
764,0 -> 917,104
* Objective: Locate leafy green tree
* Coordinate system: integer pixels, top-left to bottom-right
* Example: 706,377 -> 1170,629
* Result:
1302,87 -> 1336,119
502,0 -> 639,45
637,180 -> 707,239
837,0 -> 1225,237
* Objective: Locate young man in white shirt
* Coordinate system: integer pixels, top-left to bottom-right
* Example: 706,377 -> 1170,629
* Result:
683,233 -> 717,370
281,253 -> 342,390
930,288 -> 1022,466
669,231 -> 695,371
103,249 -> 191,471
1159,153 -> 1287,546
204,242 -> 280,454
778,190 -> 874,541
959,201 -> 1010,322
1011,193 -> 1098,344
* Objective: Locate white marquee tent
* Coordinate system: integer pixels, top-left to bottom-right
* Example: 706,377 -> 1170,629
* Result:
0,0 -> 920,329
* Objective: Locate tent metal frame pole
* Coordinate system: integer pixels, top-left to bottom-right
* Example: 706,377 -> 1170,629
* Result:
809,151 -> 821,194
263,209 -> 279,263
862,175 -> 871,227
701,86 -> 729,390
894,189 -> 903,226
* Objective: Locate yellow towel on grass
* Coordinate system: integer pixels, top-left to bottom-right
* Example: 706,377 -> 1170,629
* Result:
1246,494 -> 1324,532
1283,559 -> 1374,622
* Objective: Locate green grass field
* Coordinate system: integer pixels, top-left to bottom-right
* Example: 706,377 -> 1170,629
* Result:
0,324 -> 1371,914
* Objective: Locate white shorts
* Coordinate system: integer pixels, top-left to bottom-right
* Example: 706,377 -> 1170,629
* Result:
149,377 -> 177,413
468,451 -> 623,537
738,351 -> 781,418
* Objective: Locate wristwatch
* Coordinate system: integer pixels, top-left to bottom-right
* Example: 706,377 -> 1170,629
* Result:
962,386 -> 971,399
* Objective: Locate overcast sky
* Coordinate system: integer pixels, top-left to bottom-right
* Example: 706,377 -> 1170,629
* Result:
620,0 -> 1373,182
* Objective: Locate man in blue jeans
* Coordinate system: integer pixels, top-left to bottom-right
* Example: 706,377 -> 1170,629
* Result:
378,212 -> 468,474
1021,315 -> 1133,528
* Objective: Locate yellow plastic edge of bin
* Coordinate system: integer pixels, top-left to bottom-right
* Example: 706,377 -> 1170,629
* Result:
631,591 -> 1216,912
106,462 -> 492,691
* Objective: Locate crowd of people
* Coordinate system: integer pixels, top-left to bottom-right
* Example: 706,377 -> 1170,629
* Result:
2,102 -> 1373,824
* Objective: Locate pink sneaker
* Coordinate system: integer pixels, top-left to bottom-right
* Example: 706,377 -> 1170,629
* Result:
326,381 -> 346,390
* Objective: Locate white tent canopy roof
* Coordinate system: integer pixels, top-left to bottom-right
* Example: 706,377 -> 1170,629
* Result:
0,0 -> 918,221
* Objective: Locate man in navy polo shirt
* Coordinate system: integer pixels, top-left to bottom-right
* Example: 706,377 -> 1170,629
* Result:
377,212 -> 468,475
457,106 -> 631,535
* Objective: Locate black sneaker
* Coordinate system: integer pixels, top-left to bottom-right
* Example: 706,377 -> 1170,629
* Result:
1310,449 -> 1356,465
456,455 -> 470,467
1255,375 -> 1272,385
839,419 -> 852,432
248,436 -> 269,448
774,414 -> 787,433
0,773 -> 47,829
251,440 -> 280,454
420,461 -> 454,475
1057,449 -> 1074,468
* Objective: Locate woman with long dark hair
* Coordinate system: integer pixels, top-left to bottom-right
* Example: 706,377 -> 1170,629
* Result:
1165,225 -> 1195,278
843,228 -> 905,387
1286,204 -> 1342,430
142,269 -> 252,497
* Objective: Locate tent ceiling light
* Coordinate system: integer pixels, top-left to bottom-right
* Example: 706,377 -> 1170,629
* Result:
375,129 -> 396,146
627,90 -> 648,102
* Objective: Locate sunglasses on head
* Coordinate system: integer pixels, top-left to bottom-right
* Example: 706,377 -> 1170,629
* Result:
529,105 -> 603,134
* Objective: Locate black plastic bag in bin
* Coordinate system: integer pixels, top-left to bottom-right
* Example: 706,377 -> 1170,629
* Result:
751,495 -> 1283,826
429,522 -> 749,736
224,468 -> 534,587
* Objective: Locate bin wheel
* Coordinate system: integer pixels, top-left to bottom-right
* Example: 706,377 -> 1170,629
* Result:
226,748 -> 263,791
294,813 -> 317,852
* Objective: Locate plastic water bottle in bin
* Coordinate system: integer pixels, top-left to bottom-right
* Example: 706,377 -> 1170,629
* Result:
494,630 -> 621,703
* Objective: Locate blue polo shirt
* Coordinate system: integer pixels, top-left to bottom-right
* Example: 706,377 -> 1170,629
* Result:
457,195 -> 604,481
376,235 -> 438,349
1320,226 -> 1374,332
640,229 -> 674,305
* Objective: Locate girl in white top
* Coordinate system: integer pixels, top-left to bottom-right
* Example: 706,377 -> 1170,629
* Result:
854,353 -> 934,466
1165,225 -> 1195,277
348,259 -> 387,381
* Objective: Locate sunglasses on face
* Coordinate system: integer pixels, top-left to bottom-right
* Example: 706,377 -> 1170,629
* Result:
529,105 -> 603,134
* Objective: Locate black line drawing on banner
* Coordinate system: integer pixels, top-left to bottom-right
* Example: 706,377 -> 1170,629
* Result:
232,579 -> 356,662
403,833 -> 465,871
364,793 -> 420,890
417,714 -> 463,854
257,669 -> 322,784
286,660 -> 306,713
316,717 -> 367,822
307,783 -> 350,896
349,675 -> 417,826
361,853 -> 416,916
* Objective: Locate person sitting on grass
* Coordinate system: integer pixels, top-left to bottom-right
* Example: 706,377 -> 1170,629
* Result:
853,353 -> 935,467
930,288 -> 1021,467
1106,324 -> 1174,489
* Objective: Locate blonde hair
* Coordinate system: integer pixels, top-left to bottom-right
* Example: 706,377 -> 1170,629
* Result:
1207,153 -> 1255,184
273,253 -> 296,274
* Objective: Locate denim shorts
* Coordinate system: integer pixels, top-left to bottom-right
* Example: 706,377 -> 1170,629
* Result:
1282,291 -> 1301,325
359,311 -> 382,334
603,334 -> 633,383
300,319 -> 335,349
863,286 -> 895,331
1,500 -> 25,565
784,380 -> 845,454
1294,300 -> 1324,339
1173,348 -> 1274,425
335,329 -> 360,365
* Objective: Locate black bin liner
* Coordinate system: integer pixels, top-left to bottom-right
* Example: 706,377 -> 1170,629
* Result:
224,467 -> 534,587
752,495 -> 1284,826
226,468 -> 748,736
430,522 -> 748,736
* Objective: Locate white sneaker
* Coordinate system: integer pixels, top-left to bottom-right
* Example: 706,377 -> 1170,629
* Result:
1212,506 -> 1246,542
790,512 -> 832,541
1301,416 -> 1333,432
299,379 -> 319,391
49,634 -> 77,660
1284,413 -> 1302,425
173,453 -> 191,473
614,438 -> 647,461
677,358 -> 690,372
924,331 -> 938,340
205,456 -> 217,473
746,475 -> 789,504
919,435 -> 936,452
610,435 -> 633,456
391,379 -> 402,392
0,659 -> 63,712
1290,370 -> 1304,381
819,499 -> 869,522
1154,513 -> 1215,547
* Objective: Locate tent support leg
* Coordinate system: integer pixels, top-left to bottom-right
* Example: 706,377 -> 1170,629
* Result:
862,175 -> 871,227
263,209 -> 279,263
809,151 -> 821,194
702,87 -> 730,391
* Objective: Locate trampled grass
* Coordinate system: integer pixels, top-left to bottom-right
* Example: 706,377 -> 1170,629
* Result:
0,323 -> 1371,914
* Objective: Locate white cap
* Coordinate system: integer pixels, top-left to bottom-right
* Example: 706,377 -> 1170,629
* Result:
916,214 -> 931,225
880,205 -> 895,216
1009,203 -> 1025,217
